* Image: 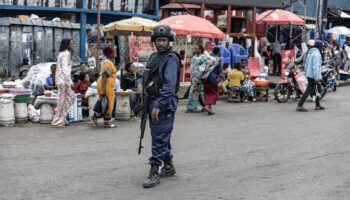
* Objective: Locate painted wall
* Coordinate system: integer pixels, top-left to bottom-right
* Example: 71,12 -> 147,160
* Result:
0,0 -> 157,14
328,0 -> 350,11
289,0 -> 317,18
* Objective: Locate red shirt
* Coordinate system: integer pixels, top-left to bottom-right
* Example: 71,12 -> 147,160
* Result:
75,81 -> 91,95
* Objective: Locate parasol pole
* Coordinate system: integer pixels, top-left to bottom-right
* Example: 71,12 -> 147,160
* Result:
96,0 -> 101,70
184,35 -> 187,83
290,0 -> 294,39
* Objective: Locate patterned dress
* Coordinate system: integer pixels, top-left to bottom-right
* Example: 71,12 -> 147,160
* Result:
186,54 -> 207,111
52,50 -> 76,126
241,67 -> 255,97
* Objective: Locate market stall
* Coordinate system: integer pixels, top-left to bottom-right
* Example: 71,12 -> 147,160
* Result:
159,14 -> 225,82
103,17 -> 159,66
256,9 -> 305,77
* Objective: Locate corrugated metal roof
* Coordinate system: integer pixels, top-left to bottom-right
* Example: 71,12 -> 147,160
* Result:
174,0 -> 282,8
161,3 -> 201,9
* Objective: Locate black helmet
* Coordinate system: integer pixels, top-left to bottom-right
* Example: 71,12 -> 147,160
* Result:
151,24 -> 174,42
314,40 -> 324,49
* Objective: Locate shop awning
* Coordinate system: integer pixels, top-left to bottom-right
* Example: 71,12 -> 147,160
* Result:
161,3 -> 200,10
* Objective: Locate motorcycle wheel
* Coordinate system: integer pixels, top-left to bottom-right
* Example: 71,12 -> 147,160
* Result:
274,84 -> 291,103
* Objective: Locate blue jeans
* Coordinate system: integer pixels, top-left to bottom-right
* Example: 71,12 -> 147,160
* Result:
148,110 -> 175,166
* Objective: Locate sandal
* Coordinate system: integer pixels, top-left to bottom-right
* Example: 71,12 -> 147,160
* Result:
104,121 -> 116,128
185,109 -> 194,113
90,114 -> 98,125
52,123 -> 66,128
204,107 -> 215,115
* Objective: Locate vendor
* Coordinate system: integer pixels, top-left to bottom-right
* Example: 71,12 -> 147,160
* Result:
75,73 -> 92,106
121,62 -> 142,91
21,57 -> 30,67
44,64 -> 57,90
121,62 -> 142,115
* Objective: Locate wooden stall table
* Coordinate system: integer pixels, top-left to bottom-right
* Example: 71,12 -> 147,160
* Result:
115,91 -> 137,121
254,86 -> 269,102
254,80 -> 270,102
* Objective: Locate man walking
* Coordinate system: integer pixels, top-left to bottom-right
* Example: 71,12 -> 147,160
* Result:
343,35 -> 350,71
296,40 -> 325,112
142,25 -> 180,188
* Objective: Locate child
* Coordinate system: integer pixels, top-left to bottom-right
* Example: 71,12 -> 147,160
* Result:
241,60 -> 255,101
218,63 -> 229,95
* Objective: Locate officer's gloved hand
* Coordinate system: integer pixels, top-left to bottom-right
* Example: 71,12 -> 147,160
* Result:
314,79 -> 321,84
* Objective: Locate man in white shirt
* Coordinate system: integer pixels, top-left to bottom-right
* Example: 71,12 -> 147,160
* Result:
271,39 -> 282,76
344,37 -> 350,71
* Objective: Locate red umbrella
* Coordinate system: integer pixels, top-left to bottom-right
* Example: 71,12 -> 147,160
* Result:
159,15 -> 225,39
257,9 -> 305,26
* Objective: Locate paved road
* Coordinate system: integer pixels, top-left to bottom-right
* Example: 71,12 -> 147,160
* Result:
1,87 -> 350,200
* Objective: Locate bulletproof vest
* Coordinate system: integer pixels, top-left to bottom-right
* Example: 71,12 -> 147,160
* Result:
144,49 -> 180,97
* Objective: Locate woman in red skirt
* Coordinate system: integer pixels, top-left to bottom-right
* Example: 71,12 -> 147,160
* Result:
204,47 -> 222,115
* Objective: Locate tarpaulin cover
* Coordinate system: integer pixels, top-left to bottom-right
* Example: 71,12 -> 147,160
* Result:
257,9 -> 305,26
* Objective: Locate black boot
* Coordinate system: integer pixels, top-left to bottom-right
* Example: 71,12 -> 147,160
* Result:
143,165 -> 160,188
160,160 -> 176,178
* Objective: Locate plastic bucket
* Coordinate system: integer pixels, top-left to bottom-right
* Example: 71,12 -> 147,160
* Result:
40,104 -> 54,124
14,103 -> 28,123
0,100 -> 15,126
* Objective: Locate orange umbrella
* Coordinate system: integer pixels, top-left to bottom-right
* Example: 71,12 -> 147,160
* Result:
159,14 -> 225,39
257,9 -> 305,26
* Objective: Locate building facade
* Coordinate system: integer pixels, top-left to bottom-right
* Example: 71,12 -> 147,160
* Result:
0,0 -> 160,60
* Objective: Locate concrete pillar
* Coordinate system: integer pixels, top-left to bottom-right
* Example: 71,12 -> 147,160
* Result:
80,0 -> 87,61
252,7 -> 256,57
226,5 -> 232,34
200,3 -> 205,18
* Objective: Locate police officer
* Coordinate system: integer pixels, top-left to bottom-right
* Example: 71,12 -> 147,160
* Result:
142,24 -> 180,188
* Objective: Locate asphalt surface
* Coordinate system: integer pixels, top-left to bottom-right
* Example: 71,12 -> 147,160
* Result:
1,87 -> 350,200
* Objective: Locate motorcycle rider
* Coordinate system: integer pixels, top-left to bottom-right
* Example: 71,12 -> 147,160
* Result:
296,40 -> 325,112
285,39 -> 315,99
293,39 -> 315,66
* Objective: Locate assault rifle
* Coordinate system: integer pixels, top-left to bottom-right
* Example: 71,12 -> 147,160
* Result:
138,69 -> 150,154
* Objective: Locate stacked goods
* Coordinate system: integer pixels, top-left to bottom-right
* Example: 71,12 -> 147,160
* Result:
34,96 -> 58,109
7,88 -> 31,103
0,88 -> 8,95
21,62 -> 54,95
0,94 -> 15,126
2,82 -> 17,89
67,94 -> 83,123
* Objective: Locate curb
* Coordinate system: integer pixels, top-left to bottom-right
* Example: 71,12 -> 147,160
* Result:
338,80 -> 350,87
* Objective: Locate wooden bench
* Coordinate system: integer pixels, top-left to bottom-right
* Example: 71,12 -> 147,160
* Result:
254,86 -> 269,102
227,91 -> 242,102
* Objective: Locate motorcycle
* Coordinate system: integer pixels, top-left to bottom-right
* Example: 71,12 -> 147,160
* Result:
274,62 -> 327,103
321,60 -> 337,92
274,62 -> 303,103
